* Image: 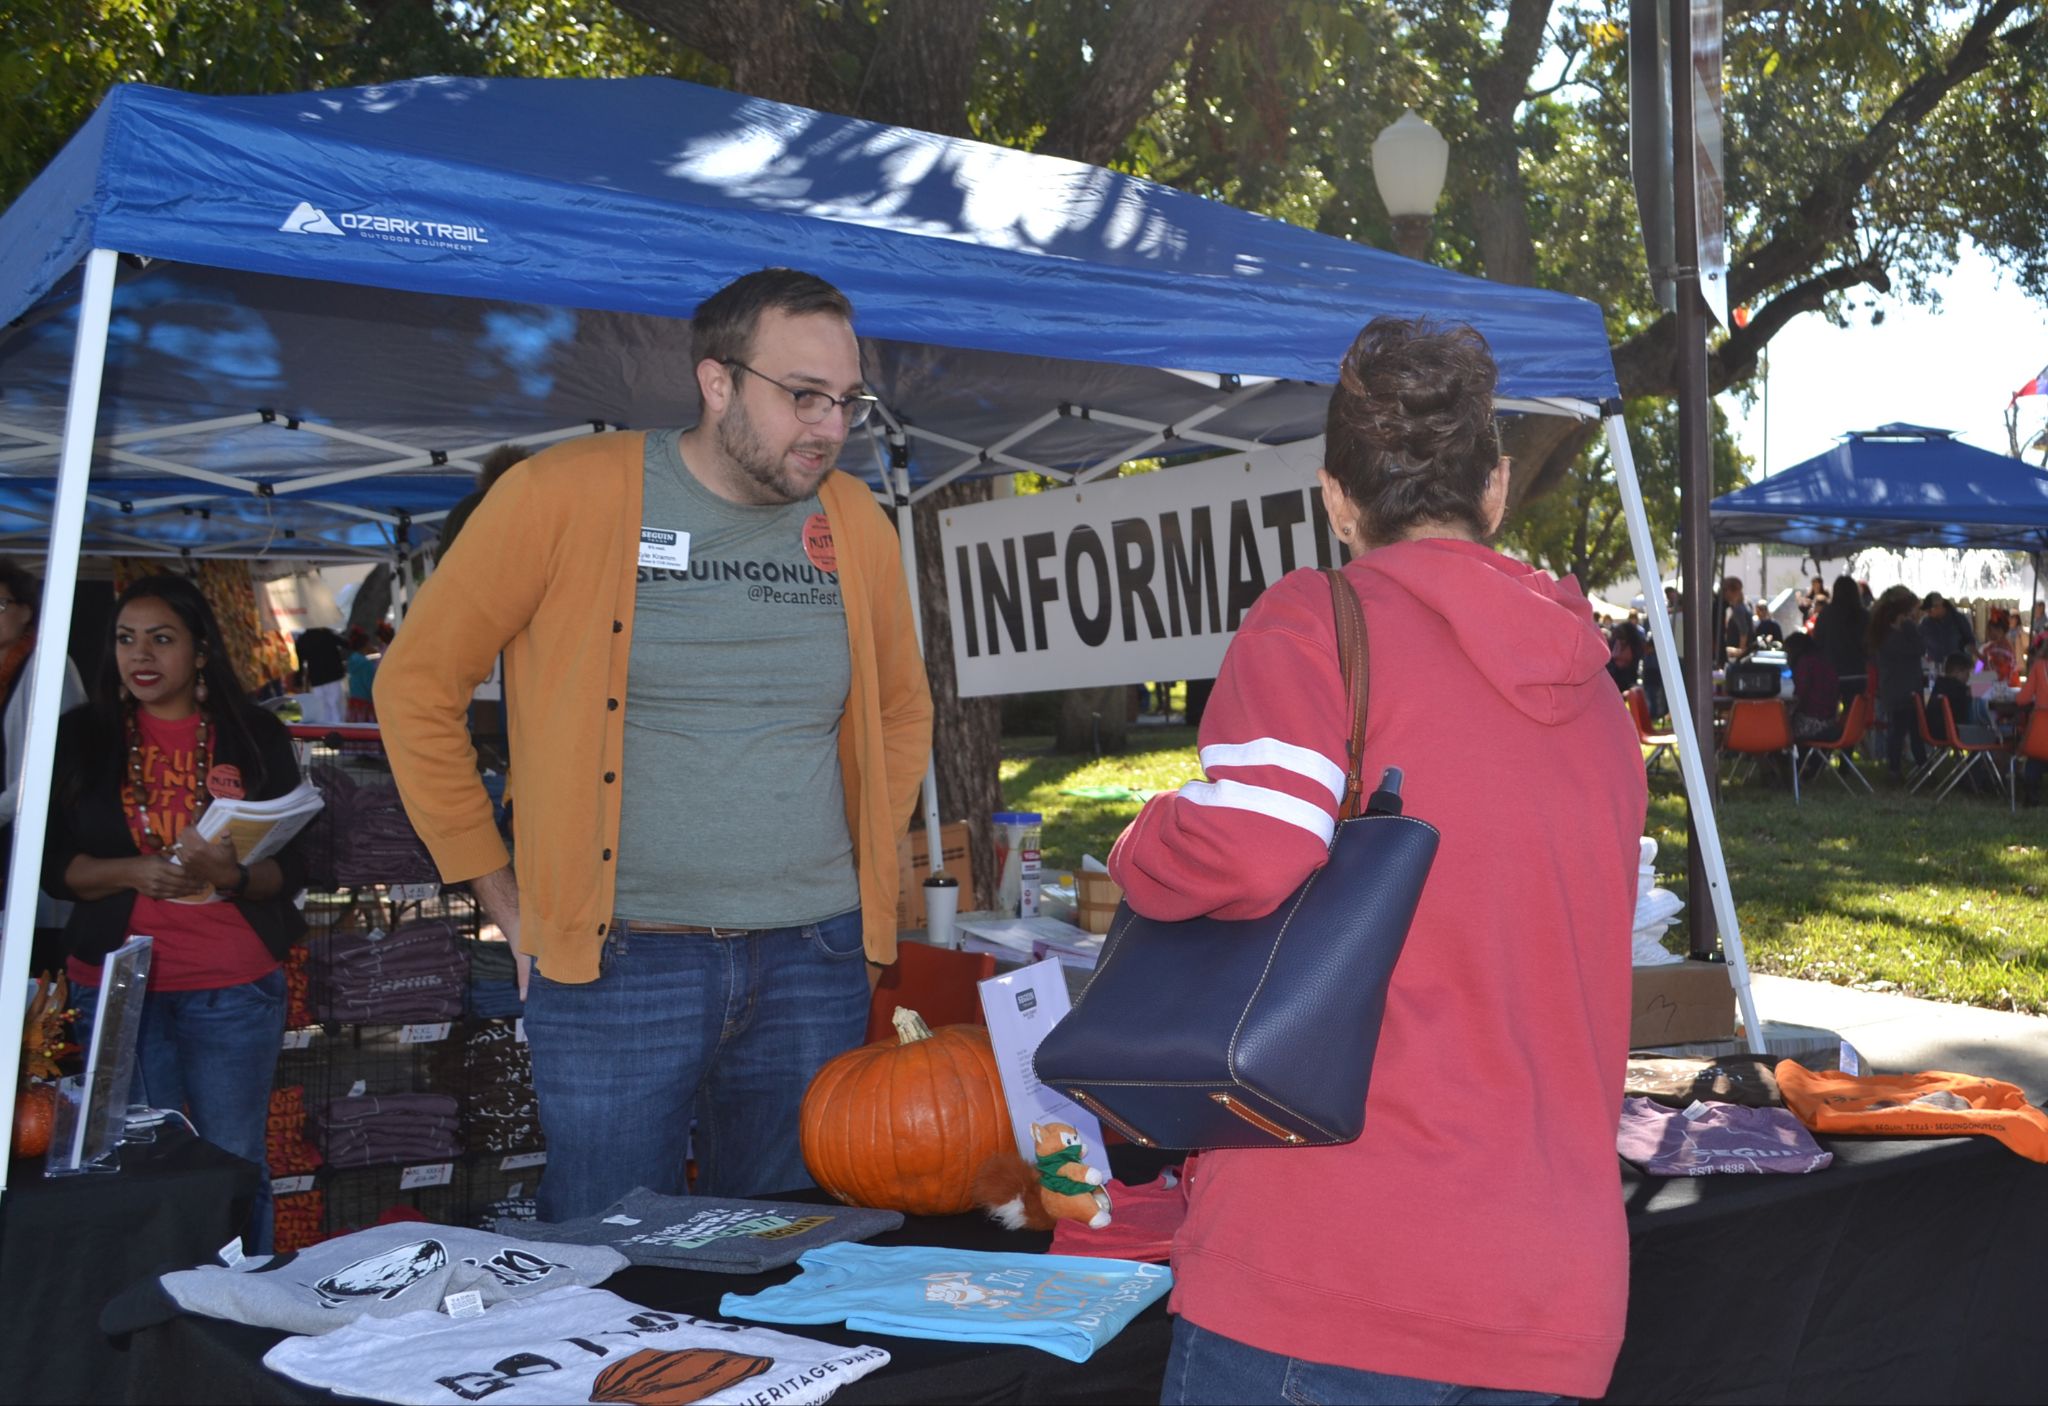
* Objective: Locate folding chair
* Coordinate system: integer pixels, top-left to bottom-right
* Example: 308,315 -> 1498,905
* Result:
1931,697 -> 2013,806
1793,693 -> 1874,794
2008,707 -> 2048,814
1723,699 -> 1799,805
865,941 -> 998,1044
1906,693 -> 1957,794
1625,687 -> 1676,775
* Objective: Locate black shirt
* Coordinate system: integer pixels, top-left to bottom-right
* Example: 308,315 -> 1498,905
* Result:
42,707 -> 309,967
1928,676 -> 1973,739
1720,600 -> 1754,656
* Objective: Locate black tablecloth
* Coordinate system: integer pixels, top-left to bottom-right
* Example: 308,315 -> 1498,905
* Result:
0,1126 -> 258,1405
118,1187 -> 1173,1406
1603,1129 -> 2046,1404
119,1134 -> 2046,1406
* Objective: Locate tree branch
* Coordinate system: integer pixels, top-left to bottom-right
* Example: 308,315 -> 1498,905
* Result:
1525,44 -> 1583,101
1612,255 -> 1891,399
1731,0 -> 2032,303
1034,0 -> 1224,166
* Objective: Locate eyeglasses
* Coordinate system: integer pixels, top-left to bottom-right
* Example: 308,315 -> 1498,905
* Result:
726,362 -> 878,429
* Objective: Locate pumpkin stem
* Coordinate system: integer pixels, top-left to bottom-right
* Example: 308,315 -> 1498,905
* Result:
891,1007 -> 934,1044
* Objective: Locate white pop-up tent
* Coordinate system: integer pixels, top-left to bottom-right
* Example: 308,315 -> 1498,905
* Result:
0,75 -> 1754,1193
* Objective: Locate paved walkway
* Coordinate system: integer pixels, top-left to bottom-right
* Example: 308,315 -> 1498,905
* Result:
1750,972 -> 2048,1097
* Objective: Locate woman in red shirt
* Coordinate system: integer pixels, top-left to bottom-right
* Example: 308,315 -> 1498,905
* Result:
45,575 -> 309,1252
1115,319 -> 1646,1404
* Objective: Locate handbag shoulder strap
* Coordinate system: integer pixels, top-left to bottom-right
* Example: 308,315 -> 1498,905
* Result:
1324,567 -> 1370,820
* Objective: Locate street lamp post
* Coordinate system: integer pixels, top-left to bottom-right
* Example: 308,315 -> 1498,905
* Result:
1372,109 -> 1449,261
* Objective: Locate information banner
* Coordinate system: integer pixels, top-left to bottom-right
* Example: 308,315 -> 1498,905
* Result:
939,439 -> 1336,697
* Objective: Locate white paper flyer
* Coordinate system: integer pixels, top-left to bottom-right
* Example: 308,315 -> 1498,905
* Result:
978,958 -> 1106,1162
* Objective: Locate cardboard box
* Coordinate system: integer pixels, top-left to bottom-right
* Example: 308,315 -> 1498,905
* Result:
897,820 -> 973,929
1075,872 -> 1124,935
1629,961 -> 1737,1047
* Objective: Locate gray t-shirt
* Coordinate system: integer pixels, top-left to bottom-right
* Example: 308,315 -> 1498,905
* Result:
612,431 -> 859,927
507,1188 -> 904,1273
100,1223 -> 627,1337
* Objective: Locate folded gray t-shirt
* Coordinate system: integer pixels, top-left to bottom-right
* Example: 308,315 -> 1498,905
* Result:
506,1189 -> 903,1273
102,1223 -> 627,1336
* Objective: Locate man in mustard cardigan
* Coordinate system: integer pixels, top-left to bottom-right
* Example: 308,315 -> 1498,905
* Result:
378,269 -> 933,1218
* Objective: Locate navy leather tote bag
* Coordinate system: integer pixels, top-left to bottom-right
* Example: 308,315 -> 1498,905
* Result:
1034,569 -> 1438,1150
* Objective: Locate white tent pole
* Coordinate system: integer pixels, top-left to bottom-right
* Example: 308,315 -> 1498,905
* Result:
0,248 -> 121,1196
1606,413 -> 1765,1056
890,459 -> 946,880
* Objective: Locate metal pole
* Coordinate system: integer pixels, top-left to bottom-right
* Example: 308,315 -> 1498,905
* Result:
1671,0 -> 1719,956
893,464 -> 946,877
0,249 -> 121,1195
1607,414 -> 1766,1054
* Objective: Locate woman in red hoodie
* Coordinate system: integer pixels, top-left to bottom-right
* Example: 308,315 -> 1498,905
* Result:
1114,318 -> 1648,1405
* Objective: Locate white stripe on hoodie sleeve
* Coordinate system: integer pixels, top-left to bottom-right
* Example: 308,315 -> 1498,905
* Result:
1175,777 -> 1337,845
1199,738 -> 1348,805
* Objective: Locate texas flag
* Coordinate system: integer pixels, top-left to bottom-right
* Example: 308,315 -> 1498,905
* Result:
2016,364 -> 2048,401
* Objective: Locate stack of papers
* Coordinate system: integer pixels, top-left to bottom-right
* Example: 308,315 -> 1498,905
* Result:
1030,929 -> 1105,971
956,915 -> 1097,965
194,780 -> 326,865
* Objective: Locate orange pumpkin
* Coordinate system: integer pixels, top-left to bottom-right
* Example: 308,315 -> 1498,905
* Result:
800,1007 -> 1010,1215
12,1080 -> 57,1159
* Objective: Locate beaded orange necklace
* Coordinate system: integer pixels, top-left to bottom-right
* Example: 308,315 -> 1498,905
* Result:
123,704 -> 210,853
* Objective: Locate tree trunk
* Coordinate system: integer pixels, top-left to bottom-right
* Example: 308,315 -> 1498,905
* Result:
1054,686 -> 1132,755
1035,0 -> 1224,166
912,479 -> 1004,911
859,0 -> 991,135
1464,0 -> 1553,288
610,0 -> 824,105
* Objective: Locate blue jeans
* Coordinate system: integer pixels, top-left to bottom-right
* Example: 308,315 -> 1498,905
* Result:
1163,1319 -> 1570,1406
74,968 -> 287,1254
523,909 -> 871,1221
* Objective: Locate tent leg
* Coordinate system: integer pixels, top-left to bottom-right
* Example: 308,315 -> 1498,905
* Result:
1606,414 -> 1766,1056
894,466 -> 946,886
0,249 -> 120,1196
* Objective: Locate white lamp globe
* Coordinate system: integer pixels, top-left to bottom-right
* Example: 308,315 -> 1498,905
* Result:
1371,109 -> 1449,219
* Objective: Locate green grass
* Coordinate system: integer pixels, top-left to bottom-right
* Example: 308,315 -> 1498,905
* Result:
1001,732 -> 2048,1016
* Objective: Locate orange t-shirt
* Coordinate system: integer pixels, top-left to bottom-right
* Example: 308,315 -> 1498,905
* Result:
1775,1061 -> 2048,1163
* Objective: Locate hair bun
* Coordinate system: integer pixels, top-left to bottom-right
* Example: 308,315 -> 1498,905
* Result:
1337,320 -> 1498,474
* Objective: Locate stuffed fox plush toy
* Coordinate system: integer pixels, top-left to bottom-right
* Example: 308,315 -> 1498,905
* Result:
973,1121 -> 1113,1231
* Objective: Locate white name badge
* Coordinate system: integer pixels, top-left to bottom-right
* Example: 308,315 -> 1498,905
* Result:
638,527 -> 691,572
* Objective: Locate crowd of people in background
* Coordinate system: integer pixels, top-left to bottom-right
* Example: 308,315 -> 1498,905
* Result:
1603,571 -> 2048,803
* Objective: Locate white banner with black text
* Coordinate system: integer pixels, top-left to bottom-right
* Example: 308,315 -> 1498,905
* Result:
939,438 -> 1344,697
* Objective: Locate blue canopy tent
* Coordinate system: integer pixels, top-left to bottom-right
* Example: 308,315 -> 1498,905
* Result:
0,77 -> 1620,561
1,76 -> 1772,1189
1711,424 -> 2048,553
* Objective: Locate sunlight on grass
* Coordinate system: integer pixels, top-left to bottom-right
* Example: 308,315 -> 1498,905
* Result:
1002,734 -> 2048,1015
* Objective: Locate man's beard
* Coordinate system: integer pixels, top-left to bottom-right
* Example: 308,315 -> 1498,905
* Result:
715,393 -> 838,504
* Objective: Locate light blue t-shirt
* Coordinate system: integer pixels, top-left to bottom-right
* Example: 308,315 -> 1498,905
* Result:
717,1242 -> 1171,1363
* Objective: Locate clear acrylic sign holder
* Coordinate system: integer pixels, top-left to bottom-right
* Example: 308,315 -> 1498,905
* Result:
46,934 -> 154,1177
